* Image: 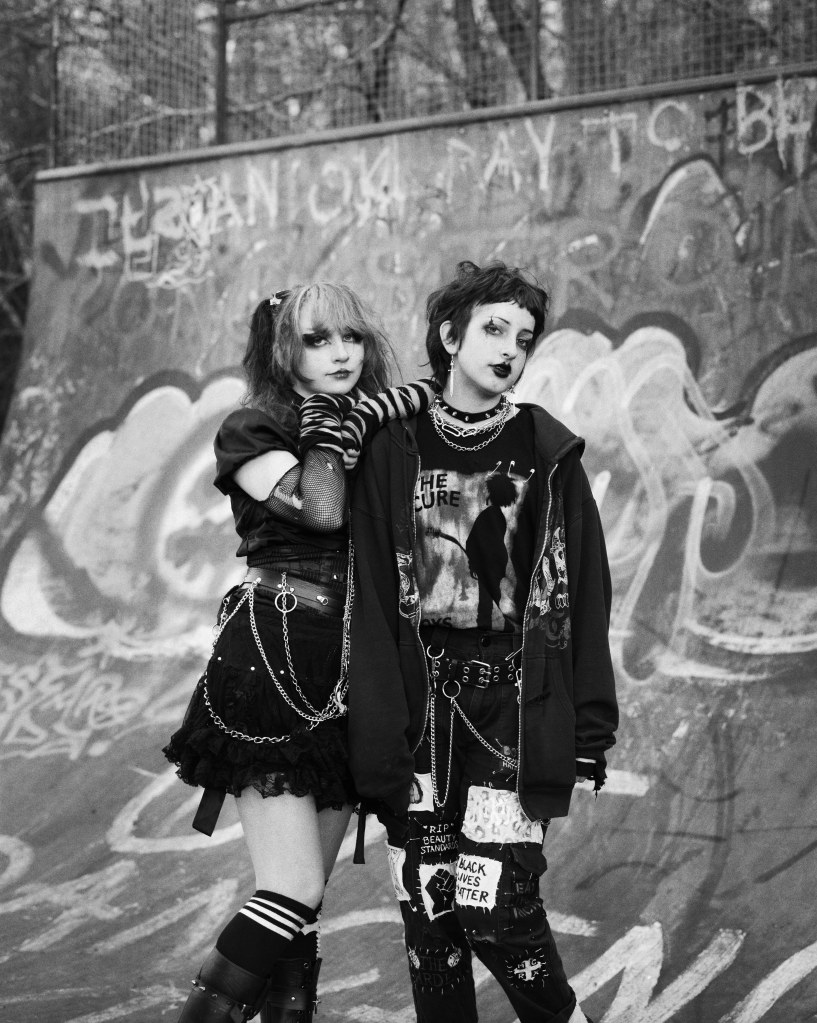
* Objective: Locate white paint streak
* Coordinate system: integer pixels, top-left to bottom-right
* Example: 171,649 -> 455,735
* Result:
571,922 -> 663,1009
89,878 -> 239,956
575,769 -> 651,797
321,968 -> 380,994
549,911 -> 599,937
718,937 -> 817,1023
0,834 -> 34,890
0,861 -> 137,952
347,1007 -> 416,1023
3,988 -> 97,1004
62,984 -> 186,1023
636,929 -> 744,1023
322,906 -> 402,935
571,924 -> 744,1022
107,767 -> 242,854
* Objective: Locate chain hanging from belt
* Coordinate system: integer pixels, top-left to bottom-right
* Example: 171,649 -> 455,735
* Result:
203,538 -> 354,744
427,645 -> 520,809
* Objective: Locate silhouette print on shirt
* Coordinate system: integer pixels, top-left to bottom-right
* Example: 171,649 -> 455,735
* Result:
415,462 -> 534,631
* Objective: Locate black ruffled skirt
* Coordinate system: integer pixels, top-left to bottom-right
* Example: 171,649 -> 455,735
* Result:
163,585 -> 356,811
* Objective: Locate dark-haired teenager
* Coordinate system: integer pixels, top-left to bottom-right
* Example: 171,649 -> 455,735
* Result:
348,261 -> 618,1023
164,282 -> 432,1023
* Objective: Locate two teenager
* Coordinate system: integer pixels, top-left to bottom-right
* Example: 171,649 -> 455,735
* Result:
164,262 -> 618,1023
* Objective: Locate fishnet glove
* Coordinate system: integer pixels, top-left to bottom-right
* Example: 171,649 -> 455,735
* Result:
340,380 -> 436,469
263,448 -> 347,532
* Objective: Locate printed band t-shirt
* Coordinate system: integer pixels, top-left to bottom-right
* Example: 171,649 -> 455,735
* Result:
413,407 -> 540,632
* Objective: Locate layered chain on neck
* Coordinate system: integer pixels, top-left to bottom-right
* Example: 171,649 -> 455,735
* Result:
429,393 -> 512,451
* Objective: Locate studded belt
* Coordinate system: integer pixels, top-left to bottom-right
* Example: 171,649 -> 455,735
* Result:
243,568 -> 345,616
426,649 -> 521,691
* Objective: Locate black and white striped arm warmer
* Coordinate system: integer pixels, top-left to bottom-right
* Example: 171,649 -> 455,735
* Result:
340,381 -> 435,468
297,393 -> 356,458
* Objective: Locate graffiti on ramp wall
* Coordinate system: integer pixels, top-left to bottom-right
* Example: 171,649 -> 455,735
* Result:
1,76 -> 817,1022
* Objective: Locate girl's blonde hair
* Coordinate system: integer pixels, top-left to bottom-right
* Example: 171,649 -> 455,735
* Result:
242,282 -> 395,425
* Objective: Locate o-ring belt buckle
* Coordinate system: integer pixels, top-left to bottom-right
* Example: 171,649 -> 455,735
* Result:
274,582 -> 298,613
442,677 -> 461,700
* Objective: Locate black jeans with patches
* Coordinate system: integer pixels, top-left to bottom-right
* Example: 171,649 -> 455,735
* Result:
387,631 -> 581,1023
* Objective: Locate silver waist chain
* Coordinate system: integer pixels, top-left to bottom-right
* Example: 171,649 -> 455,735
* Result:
203,540 -> 354,744
426,645 -> 520,808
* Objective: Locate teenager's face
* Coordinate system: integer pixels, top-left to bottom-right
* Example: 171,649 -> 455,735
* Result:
442,301 -> 535,405
293,296 -> 365,397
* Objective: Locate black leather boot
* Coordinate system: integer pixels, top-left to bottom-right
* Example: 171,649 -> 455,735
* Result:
177,947 -> 271,1022
260,954 -> 321,1022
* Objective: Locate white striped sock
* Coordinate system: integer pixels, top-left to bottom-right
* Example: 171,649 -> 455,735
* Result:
238,895 -> 307,940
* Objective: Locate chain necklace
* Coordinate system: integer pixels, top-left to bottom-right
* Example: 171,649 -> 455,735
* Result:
203,537 -> 354,744
430,394 -> 513,451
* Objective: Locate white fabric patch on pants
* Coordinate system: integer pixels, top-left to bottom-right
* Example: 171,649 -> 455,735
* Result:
461,785 -> 544,845
418,861 -> 456,919
455,854 -> 502,912
387,844 -> 411,902
409,773 -> 436,814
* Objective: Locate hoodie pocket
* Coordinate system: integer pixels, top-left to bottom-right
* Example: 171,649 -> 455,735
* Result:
524,656 -> 576,788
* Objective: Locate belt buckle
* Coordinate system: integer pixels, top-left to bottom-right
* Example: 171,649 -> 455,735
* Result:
274,580 -> 298,613
470,659 -> 492,688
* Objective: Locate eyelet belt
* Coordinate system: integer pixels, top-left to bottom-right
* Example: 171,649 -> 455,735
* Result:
427,651 -> 520,689
243,568 -> 345,616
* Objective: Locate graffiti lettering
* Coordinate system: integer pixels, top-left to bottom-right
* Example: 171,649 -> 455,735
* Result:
736,79 -> 817,176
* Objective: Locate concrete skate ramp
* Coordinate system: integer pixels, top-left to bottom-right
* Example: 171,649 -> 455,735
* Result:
2,77 -> 817,1022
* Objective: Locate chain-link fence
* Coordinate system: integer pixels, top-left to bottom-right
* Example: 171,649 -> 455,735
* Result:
40,0 -> 817,166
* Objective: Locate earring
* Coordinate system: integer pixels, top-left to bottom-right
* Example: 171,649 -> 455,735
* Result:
449,354 -> 455,398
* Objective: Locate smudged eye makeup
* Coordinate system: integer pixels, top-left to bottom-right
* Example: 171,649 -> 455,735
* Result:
302,326 -> 364,347
484,316 -> 533,351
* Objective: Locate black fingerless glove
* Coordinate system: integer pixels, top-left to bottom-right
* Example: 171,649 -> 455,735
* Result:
576,758 -> 607,793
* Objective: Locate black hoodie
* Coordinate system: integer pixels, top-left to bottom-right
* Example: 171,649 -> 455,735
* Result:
348,404 -> 618,822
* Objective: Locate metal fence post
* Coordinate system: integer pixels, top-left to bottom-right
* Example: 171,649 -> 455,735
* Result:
529,0 -> 541,100
215,0 -> 228,145
48,5 -> 60,167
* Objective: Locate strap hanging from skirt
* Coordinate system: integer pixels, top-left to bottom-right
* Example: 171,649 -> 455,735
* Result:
192,787 -> 227,836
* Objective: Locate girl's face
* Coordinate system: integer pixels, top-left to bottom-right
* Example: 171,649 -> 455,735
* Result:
292,296 -> 366,398
442,301 -> 535,406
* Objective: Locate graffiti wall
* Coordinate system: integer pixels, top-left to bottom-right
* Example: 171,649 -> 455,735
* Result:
1,76 -> 816,1021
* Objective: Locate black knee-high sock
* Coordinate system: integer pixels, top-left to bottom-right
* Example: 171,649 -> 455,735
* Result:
216,890 -> 316,976
287,899 -> 321,960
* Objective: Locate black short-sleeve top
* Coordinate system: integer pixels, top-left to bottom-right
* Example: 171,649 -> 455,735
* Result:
214,407 -> 347,563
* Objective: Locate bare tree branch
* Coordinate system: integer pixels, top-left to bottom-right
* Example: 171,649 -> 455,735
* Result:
223,0 -> 352,23
485,0 -> 549,100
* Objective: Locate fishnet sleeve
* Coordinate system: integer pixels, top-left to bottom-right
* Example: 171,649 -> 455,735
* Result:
262,448 -> 347,532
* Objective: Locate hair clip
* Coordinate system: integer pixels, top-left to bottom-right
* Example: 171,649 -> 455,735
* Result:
269,289 -> 288,308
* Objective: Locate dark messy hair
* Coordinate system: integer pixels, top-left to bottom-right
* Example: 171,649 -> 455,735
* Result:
242,281 -> 395,427
425,260 -> 550,389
